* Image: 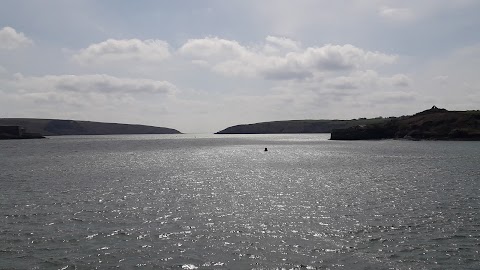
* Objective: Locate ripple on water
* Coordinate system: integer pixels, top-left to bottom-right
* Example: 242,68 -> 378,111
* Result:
0,136 -> 479,269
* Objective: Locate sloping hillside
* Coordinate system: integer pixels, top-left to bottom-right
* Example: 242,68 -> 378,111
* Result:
216,118 -> 388,134
330,107 -> 480,140
0,118 -> 181,136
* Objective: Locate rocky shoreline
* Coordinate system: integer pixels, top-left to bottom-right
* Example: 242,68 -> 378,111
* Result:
0,133 -> 46,140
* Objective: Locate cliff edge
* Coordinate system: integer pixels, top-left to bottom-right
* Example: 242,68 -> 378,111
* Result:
0,125 -> 45,140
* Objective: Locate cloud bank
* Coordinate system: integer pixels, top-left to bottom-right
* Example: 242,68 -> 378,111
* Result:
179,37 -> 397,80
1,35 -> 414,132
7,73 -> 176,95
0,26 -> 33,49
73,39 -> 171,65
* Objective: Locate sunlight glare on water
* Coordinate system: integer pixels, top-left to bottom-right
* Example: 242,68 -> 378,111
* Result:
0,134 -> 479,269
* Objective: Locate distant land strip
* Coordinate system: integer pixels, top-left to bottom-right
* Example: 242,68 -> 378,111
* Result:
0,118 -> 181,138
216,118 -> 389,134
330,107 -> 480,140
216,107 -> 480,141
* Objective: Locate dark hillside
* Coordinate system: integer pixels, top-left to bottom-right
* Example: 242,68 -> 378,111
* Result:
0,118 -> 181,136
331,107 -> 480,140
216,118 -> 388,134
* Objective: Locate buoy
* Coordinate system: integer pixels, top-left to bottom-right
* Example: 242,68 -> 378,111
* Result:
264,148 -> 268,152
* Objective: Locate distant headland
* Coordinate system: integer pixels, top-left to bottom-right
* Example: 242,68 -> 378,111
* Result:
330,106 -> 480,140
216,107 -> 480,141
0,118 -> 181,139
216,118 -> 388,134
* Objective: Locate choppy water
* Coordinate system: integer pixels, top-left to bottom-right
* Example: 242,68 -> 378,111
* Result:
1,134 -> 479,269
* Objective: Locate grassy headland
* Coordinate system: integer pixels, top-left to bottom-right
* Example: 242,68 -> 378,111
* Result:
330,107 -> 480,140
216,106 -> 480,141
0,118 -> 181,136
216,118 -> 388,134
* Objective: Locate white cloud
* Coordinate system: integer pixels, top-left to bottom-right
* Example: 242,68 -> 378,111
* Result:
0,31 -> 414,132
179,37 -> 397,80
179,37 -> 249,60
0,73 -> 178,126
0,26 -> 33,49
379,6 -> 414,21
275,70 -> 411,98
63,75 -> 174,94
291,44 -> 397,70
265,36 -> 301,52
258,67 -> 417,121
10,74 -> 176,95
388,74 -> 412,87
73,39 -> 171,64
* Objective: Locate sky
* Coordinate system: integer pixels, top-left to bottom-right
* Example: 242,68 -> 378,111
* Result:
1,1 -> 479,133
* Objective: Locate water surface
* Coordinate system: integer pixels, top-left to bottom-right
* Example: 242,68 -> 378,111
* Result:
1,134 -> 479,269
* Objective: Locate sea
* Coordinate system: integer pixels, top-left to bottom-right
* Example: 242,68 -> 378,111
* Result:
0,134 -> 479,270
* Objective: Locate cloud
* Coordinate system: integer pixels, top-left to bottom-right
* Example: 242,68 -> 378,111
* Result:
179,37 -> 249,60
0,65 -> 8,77
278,70 -> 412,95
264,36 -> 301,52
0,73 -> 178,125
10,74 -> 176,95
261,68 -> 313,81
433,75 -> 449,85
56,75 -> 175,94
388,74 -> 412,87
379,6 -> 414,21
262,68 -> 416,120
73,39 -> 171,64
368,91 -> 417,104
179,37 -> 397,80
293,44 -> 397,70
0,26 -> 33,49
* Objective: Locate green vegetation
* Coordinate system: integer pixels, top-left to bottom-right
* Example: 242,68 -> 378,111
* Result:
216,106 -> 480,141
216,118 -> 387,134
0,118 -> 181,136
331,107 -> 480,140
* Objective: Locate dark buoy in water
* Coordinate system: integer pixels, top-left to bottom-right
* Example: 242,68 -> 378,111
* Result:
264,147 -> 268,152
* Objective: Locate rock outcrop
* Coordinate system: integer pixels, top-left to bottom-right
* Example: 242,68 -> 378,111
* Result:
0,125 -> 45,140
